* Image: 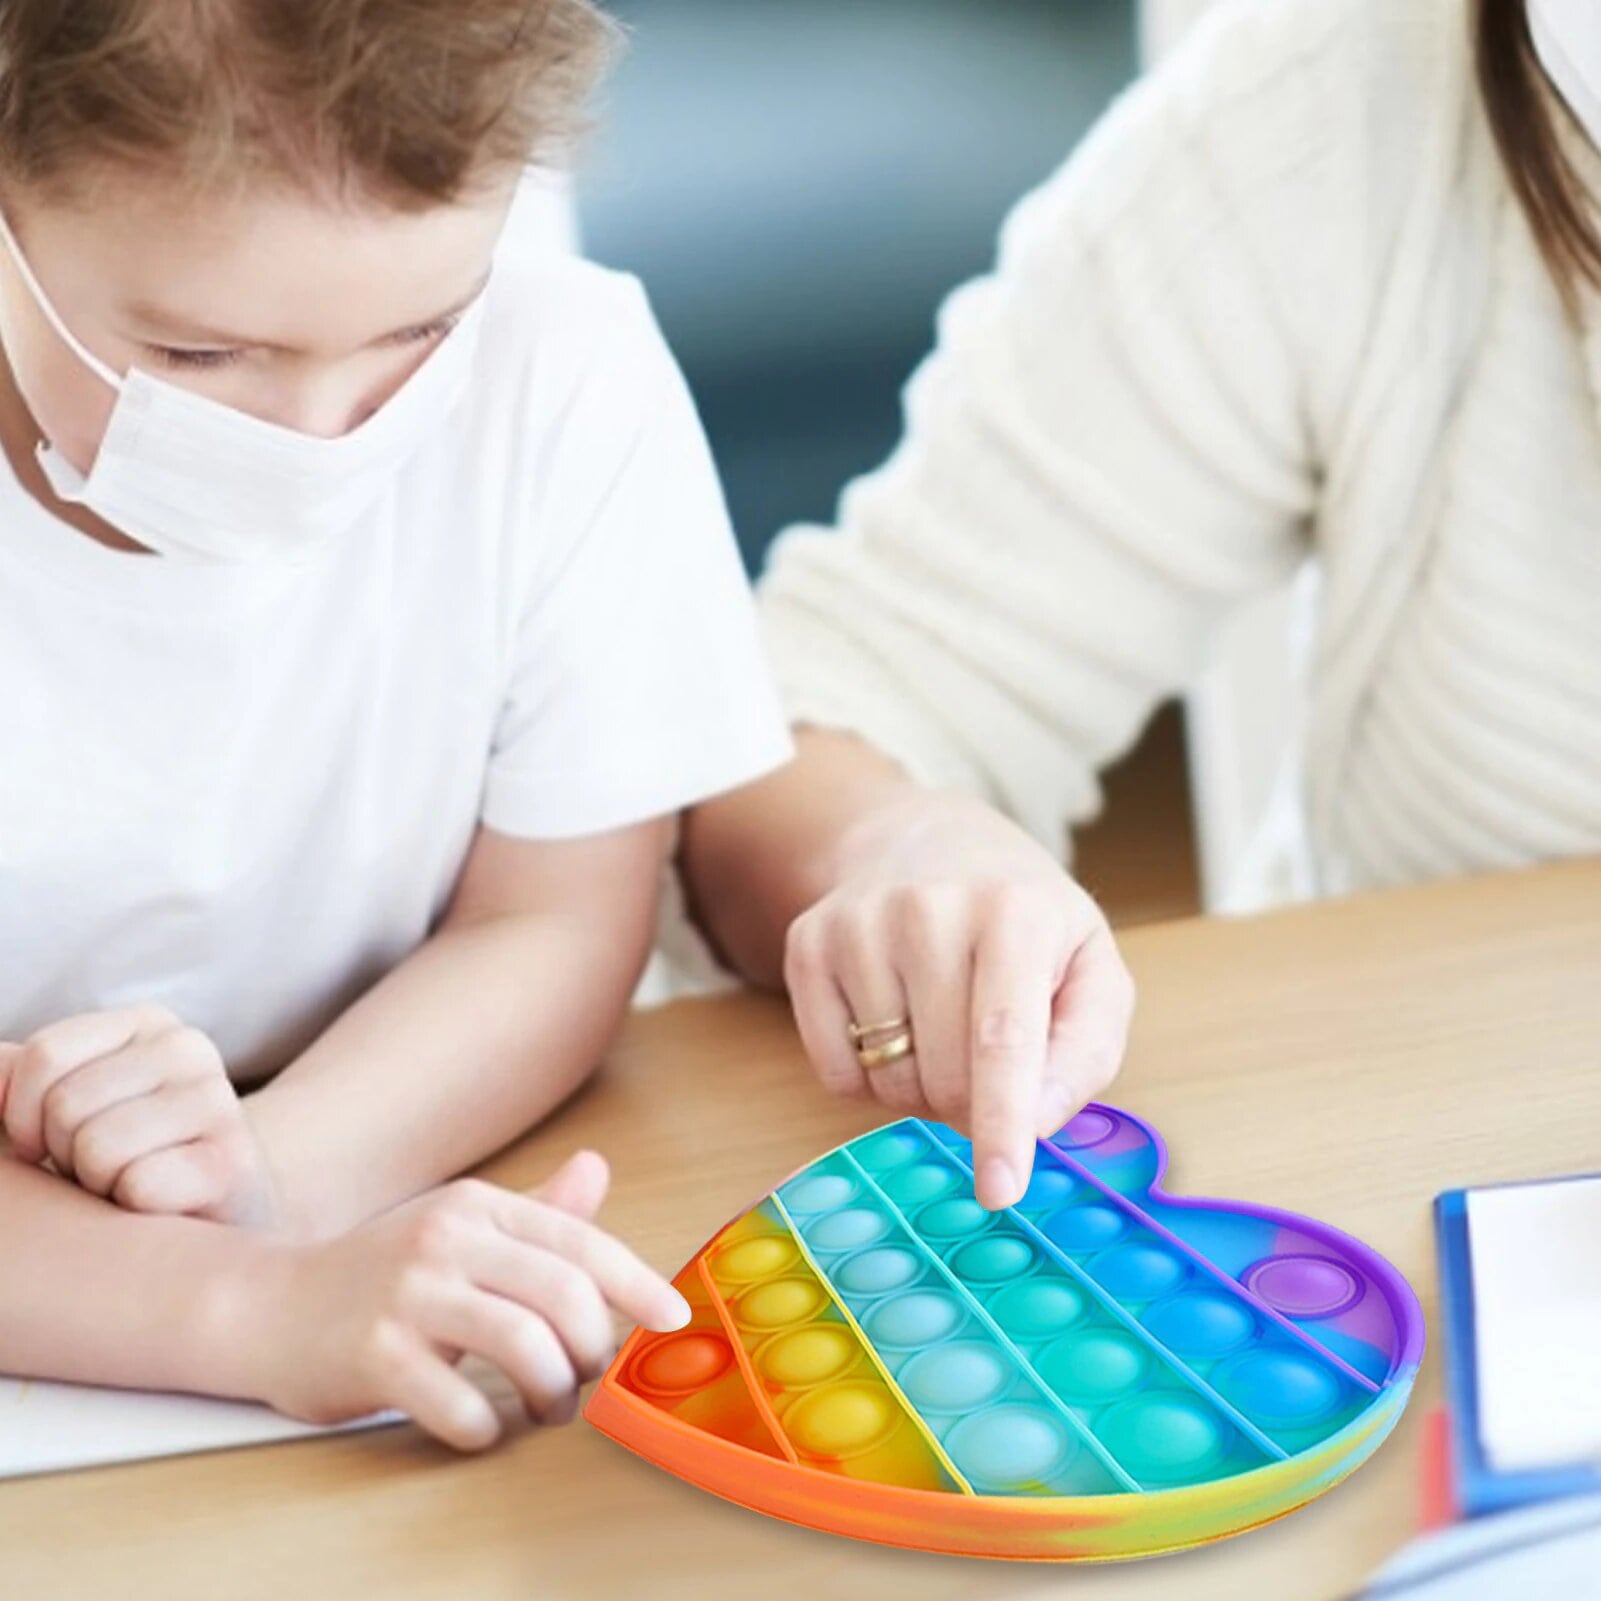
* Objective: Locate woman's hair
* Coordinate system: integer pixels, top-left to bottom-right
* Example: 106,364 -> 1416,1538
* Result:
0,0 -> 621,207
1477,0 -> 1601,311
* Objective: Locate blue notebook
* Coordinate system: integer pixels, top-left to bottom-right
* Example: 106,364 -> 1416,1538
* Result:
1435,1177 -> 1601,1517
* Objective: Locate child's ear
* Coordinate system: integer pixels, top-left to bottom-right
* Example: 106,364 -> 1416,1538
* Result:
526,1147 -> 609,1218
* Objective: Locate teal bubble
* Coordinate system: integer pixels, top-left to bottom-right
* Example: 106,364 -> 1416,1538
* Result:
782,1173 -> 856,1213
881,1162 -> 956,1207
916,1197 -> 992,1240
947,1405 -> 1073,1486
853,1127 -> 924,1172
1142,1292 -> 1257,1360
834,1247 -> 921,1297
1096,1394 -> 1226,1481
1214,1350 -> 1342,1425
808,1206 -> 890,1252
1036,1330 -> 1149,1405
987,1277 -> 1087,1339
899,1342 -> 1011,1412
1092,1243 -> 1189,1302
949,1234 -> 1037,1285
1045,1203 -> 1128,1252
864,1289 -> 963,1348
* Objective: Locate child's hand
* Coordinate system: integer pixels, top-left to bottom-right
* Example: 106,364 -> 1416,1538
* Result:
248,1151 -> 689,1450
0,1004 -> 282,1228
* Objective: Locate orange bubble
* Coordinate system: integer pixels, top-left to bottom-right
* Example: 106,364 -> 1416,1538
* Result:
632,1332 -> 734,1396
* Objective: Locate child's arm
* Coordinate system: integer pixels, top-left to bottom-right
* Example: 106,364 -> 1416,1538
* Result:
245,815 -> 674,1240
0,1145 -> 689,1445
0,818 -> 671,1239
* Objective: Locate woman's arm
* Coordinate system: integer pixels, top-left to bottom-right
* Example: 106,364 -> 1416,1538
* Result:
683,1 -> 1380,1206
246,816 -> 673,1240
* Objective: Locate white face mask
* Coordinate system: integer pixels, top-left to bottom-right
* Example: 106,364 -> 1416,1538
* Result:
0,206 -> 486,564
1530,0 -> 1601,154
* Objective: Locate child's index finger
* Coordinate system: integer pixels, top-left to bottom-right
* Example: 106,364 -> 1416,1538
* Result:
492,1188 -> 692,1333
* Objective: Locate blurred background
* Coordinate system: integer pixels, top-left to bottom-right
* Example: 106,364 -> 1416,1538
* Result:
576,0 -> 1136,570
573,0 -> 1207,926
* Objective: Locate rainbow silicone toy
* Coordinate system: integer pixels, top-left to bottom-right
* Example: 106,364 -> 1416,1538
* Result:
585,1105 -> 1425,1561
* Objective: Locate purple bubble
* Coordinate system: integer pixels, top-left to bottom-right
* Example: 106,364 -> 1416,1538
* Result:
1244,1255 -> 1363,1318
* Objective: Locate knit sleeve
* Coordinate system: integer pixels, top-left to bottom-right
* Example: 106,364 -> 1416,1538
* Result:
755,0 -> 1375,857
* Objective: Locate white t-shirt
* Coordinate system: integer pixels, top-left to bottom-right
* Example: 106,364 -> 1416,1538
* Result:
0,251 -> 794,1078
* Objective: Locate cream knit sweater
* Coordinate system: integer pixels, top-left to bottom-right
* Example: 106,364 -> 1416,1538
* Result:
752,0 -> 1601,900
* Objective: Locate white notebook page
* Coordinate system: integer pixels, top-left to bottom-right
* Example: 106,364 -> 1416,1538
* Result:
1466,1176 -> 1601,1474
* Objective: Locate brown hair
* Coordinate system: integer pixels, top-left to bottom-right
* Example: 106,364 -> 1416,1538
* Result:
0,0 -> 621,208
1476,0 -> 1601,312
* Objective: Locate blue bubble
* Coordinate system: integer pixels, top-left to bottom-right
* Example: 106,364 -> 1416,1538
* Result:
1214,1350 -> 1342,1425
1044,1203 -> 1128,1252
1142,1292 -> 1257,1360
865,1290 -> 964,1348
947,1405 -> 1072,1486
899,1342 -> 1011,1412
834,1247 -> 921,1297
782,1173 -> 856,1213
808,1206 -> 890,1252
1092,1243 -> 1189,1302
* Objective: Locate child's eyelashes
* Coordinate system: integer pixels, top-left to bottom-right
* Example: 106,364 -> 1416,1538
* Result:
391,313 -> 462,346
143,313 -> 461,373
148,345 -> 244,371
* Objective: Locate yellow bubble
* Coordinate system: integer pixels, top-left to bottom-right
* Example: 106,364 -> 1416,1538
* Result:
787,1382 -> 898,1459
712,1235 -> 798,1285
736,1277 -> 827,1330
758,1325 -> 858,1387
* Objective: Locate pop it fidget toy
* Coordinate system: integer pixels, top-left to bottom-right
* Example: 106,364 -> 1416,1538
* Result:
585,1105 -> 1425,1561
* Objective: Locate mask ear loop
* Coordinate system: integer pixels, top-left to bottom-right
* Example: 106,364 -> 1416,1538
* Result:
0,205 -> 123,391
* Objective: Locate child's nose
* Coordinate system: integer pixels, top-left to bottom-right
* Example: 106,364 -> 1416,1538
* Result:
268,375 -> 380,439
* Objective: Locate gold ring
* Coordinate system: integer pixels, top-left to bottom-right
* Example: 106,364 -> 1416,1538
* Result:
855,1029 -> 915,1071
847,1014 -> 911,1045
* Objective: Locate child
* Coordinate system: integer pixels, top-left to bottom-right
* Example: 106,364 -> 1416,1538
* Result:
0,0 -> 793,1449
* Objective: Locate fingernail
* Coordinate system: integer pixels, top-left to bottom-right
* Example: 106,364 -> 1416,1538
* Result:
978,1157 -> 1018,1211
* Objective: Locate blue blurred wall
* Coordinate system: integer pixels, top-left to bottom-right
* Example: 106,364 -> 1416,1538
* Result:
578,0 -> 1137,570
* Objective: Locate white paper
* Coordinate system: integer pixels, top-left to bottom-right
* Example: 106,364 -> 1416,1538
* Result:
1363,1493 -> 1601,1599
1467,1176 -> 1601,1473
0,1374 -> 400,1480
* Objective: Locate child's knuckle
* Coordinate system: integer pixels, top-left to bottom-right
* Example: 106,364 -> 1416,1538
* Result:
170,1026 -> 221,1072
361,1318 -> 411,1382
40,1075 -> 83,1129
117,1163 -> 164,1211
408,1208 -> 462,1266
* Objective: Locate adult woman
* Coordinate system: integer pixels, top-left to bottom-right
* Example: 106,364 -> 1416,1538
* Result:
681,0 -> 1600,1209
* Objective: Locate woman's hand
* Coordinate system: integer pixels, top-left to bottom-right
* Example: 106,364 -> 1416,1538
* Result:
242,1151 -> 690,1450
0,1003 -> 282,1228
780,786 -> 1136,1213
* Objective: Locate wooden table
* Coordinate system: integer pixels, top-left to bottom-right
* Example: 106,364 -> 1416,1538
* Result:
4,861 -> 1598,1599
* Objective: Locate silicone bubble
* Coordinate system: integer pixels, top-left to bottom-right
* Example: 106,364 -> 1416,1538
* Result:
587,1105 -> 1423,1562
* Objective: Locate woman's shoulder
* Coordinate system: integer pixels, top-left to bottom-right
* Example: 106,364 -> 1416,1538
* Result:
1079,0 -> 1481,227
